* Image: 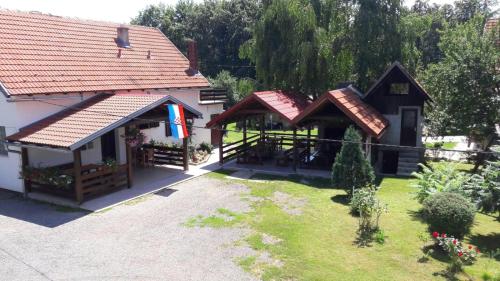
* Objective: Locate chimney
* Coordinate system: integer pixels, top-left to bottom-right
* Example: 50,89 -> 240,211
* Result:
187,39 -> 198,73
116,25 -> 130,48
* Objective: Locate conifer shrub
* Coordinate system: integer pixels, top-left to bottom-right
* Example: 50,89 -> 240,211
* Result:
332,126 -> 375,197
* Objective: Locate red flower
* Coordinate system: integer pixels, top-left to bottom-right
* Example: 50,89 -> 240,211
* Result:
441,233 -> 447,238
458,251 -> 463,257
475,248 -> 480,253
432,232 -> 439,238
468,245 -> 472,250
453,239 -> 457,245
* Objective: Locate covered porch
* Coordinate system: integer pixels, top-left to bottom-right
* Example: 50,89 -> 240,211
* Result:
8,93 -> 203,205
207,88 -> 389,172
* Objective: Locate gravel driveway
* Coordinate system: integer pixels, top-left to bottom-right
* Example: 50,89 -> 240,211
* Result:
0,176 -> 258,281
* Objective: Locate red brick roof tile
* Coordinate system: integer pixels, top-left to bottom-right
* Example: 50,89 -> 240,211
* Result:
0,10 -> 209,96
7,94 -> 170,149
294,88 -> 389,139
206,90 -> 310,127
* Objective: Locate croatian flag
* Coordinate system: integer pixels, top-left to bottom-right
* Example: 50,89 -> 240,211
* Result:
167,104 -> 189,139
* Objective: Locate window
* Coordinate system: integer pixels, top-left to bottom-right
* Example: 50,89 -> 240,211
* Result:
165,122 -> 172,137
138,122 -> 160,130
80,141 -> 94,151
390,83 -> 409,95
0,126 -> 7,156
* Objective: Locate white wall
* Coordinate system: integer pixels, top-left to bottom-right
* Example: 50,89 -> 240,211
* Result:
0,93 -> 96,192
380,106 -> 423,147
118,89 -> 223,147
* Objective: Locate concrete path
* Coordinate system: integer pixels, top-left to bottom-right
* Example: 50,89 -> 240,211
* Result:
0,176 -> 259,281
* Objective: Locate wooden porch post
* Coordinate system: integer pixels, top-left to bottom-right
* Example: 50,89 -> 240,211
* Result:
365,136 -> 372,161
73,149 -> 83,204
183,137 -> 189,171
125,127 -> 133,188
21,147 -> 31,196
306,126 -> 311,165
260,115 -> 265,141
243,119 -> 247,145
219,125 -> 224,165
293,128 -> 298,172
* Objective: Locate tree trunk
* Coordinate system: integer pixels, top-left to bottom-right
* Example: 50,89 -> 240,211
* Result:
473,134 -> 495,173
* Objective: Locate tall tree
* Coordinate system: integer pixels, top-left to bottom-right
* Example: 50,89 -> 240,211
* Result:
246,0 -> 354,100
353,0 -> 403,90
421,16 -> 500,170
132,0 -> 261,78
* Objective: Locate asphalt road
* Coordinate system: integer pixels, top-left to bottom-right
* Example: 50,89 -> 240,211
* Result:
0,177 -> 258,281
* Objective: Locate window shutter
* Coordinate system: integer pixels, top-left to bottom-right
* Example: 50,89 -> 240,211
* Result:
165,122 -> 172,137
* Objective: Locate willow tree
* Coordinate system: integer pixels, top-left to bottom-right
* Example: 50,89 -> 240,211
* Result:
245,0 -> 354,100
353,0 -> 402,90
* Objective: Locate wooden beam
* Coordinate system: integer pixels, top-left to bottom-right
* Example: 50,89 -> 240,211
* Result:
243,119 -> 247,145
260,115 -> 265,141
183,137 -> 189,171
74,149 -> 83,204
21,147 -> 31,195
293,128 -> 298,172
219,126 -> 224,165
125,141 -> 133,188
306,127 -> 311,164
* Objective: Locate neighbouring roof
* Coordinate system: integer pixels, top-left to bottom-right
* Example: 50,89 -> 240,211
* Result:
0,10 -> 209,96
7,94 -> 202,150
294,88 -> 389,139
363,62 -> 432,102
206,90 -> 310,127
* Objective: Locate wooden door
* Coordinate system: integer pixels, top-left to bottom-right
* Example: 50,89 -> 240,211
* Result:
400,109 -> 418,147
101,130 -> 117,160
210,114 -> 222,146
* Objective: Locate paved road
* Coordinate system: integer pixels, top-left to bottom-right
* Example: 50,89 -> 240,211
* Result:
0,177 -> 258,281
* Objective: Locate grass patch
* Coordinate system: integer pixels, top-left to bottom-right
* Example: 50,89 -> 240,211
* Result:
237,256 -> 257,272
206,169 -> 237,180
425,141 -> 458,150
184,208 -> 245,228
206,172 -> 499,280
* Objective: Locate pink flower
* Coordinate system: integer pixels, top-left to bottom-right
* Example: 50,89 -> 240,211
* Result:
432,232 -> 439,238
458,251 -> 463,257
476,248 -> 480,253
453,239 -> 457,245
441,233 -> 447,238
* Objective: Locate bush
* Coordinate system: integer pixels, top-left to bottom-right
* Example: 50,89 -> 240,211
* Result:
422,192 -> 475,237
350,186 -> 377,214
199,142 -> 214,154
332,126 -> 375,197
463,161 -> 500,214
412,162 -> 470,203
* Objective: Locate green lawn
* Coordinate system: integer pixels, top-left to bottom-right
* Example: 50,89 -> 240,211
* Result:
201,171 -> 500,281
223,123 -> 318,144
425,141 -> 458,150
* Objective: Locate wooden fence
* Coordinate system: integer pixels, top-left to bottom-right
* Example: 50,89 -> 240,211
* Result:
219,134 -> 260,164
79,164 -> 129,201
143,144 -> 187,168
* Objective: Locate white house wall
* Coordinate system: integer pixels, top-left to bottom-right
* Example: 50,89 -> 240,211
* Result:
380,106 -> 423,147
0,93 -> 96,192
119,89 -> 223,146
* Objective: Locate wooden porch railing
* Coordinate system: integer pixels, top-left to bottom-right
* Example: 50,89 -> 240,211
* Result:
142,144 -> 188,168
78,164 -> 129,201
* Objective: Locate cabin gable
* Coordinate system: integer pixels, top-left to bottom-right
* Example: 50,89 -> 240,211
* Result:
363,66 -> 427,115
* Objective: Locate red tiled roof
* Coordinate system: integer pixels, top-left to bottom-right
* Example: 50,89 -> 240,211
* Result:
7,94 -> 172,150
206,90 -> 310,127
0,10 -> 209,96
294,88 -> 389,139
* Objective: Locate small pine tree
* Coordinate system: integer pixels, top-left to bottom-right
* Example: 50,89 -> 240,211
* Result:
332,126 -> 375,196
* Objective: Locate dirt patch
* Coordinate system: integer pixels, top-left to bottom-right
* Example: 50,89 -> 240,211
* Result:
271,191 -> 308,215
261,233 -> 282,245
